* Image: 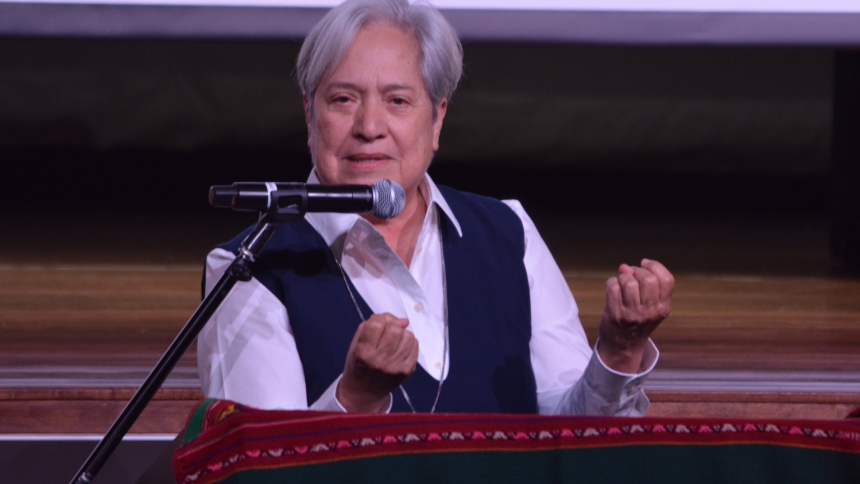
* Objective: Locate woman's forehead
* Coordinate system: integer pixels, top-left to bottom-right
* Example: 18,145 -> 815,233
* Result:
321,22 -> 423,88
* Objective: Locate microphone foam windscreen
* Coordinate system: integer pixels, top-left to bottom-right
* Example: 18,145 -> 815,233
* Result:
372,179 -> 406,220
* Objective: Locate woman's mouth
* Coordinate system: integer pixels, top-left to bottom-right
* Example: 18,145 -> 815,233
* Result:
346,153 -> 390,163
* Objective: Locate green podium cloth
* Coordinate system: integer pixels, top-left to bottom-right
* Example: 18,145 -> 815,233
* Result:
174,400 -> 860,484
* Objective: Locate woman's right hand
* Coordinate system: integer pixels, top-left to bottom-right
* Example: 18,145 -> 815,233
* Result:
336,313 -> 419,413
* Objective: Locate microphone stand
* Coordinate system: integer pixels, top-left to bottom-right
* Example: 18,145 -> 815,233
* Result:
70,190 -> 307,484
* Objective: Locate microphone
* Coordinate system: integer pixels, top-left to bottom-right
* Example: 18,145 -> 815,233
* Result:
209,179 -> 406,220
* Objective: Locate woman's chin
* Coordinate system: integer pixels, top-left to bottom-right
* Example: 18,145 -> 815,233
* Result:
340,161 -> 397,184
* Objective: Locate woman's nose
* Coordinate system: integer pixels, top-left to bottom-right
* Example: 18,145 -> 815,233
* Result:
352,99 -> 387,141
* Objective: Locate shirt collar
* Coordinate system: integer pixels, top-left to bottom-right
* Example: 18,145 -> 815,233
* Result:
304,170 -> 463,251
423,173 -> 463,238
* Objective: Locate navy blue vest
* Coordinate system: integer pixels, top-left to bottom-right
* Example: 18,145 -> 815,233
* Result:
215,186 -> 537,413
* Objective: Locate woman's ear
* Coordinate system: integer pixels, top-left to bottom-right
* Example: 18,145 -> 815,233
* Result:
432,98 -> 448,151
303,95 -> 312,144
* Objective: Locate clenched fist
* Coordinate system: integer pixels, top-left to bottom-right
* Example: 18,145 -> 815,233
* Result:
336,313 -> 420,413
597,258 -> 674,374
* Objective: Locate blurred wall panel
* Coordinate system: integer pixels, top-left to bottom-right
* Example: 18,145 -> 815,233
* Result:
0,39 -> 833,175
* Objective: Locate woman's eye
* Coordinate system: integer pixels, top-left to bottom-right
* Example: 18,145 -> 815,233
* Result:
391,97 -> 407,105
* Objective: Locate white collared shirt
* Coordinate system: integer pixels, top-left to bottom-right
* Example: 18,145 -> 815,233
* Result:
198,173 -> 658,415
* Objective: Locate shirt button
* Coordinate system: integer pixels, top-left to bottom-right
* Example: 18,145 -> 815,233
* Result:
413,303 -> 423,313
435,362 -> 443,369
415,246 -> 423,254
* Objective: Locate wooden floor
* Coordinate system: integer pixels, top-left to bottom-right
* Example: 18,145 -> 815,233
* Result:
1,209 -> 858,433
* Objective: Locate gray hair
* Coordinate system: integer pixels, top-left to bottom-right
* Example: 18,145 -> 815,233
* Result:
297,0 -> 463,117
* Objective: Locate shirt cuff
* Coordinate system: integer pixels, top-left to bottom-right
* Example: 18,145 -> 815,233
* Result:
554,338 -> 658,416
583,338 -> 659,416
308,374 -> 393,414
593,337 -> 659,380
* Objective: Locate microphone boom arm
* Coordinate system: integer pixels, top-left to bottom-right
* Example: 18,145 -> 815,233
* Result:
69,193 -> 303,484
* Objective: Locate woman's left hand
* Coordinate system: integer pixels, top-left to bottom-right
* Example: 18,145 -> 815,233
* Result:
596,258 -> 674,374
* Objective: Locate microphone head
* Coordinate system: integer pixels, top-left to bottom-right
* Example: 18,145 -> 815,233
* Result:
371,179 -> 406,220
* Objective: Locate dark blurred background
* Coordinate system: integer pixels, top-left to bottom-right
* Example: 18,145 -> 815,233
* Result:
0,36 -> 856,275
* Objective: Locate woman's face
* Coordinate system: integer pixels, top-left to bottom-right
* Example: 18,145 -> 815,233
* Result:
305,21 -> 447,200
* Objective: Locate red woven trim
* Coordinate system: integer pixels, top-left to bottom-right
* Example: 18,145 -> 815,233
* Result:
174,402 -> 860,484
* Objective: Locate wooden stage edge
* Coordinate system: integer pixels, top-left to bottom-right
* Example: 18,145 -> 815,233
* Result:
3,264 -> 859,434
1,388 -> 857,435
